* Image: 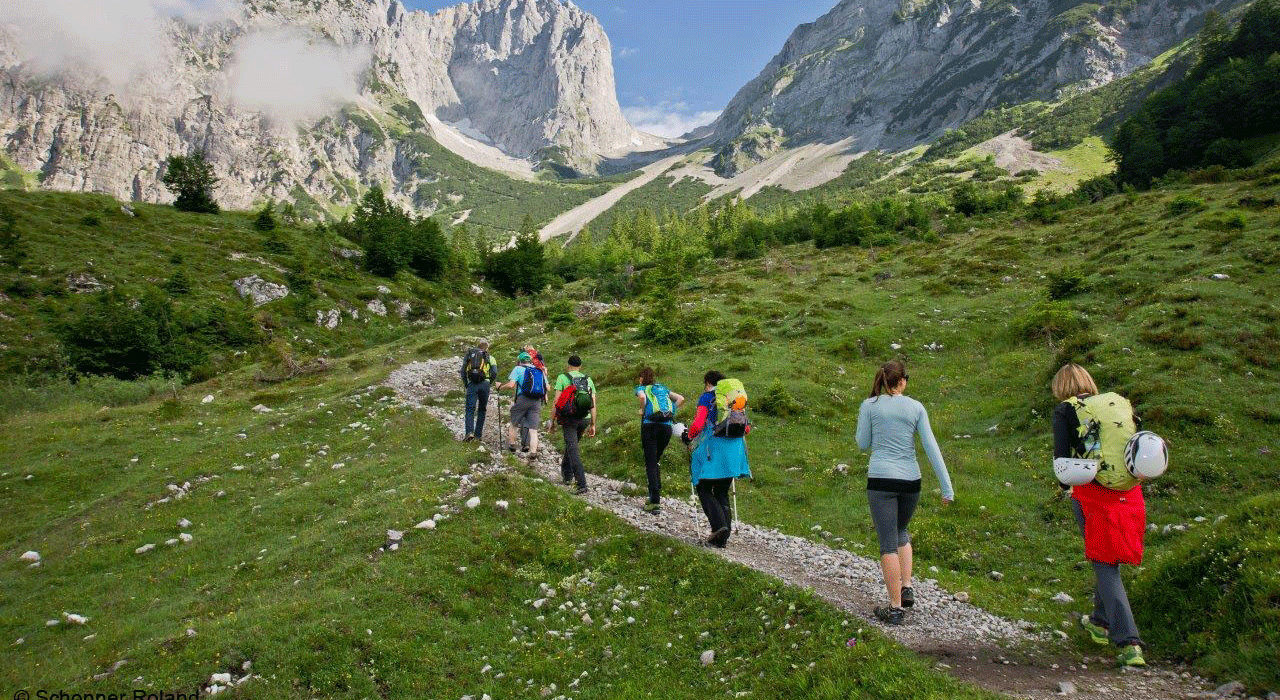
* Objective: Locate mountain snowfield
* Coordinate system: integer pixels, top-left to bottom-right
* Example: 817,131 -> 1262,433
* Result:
0,0 -> 1245,223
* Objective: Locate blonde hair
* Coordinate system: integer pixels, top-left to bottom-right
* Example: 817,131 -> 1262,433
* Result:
1052,363 -> 1099,401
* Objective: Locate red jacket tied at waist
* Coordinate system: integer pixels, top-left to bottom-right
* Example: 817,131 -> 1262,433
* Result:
1072,481 -> 1146,566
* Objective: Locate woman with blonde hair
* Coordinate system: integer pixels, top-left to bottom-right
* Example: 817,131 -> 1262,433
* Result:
855,360 -> 954,625
1051,362 -> 1147,668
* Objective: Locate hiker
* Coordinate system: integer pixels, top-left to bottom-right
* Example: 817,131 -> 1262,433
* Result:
855,360 -> 954,626
1051,363 -> 1148,668
683,370 -> 750,548
459,341 -> 497,442
550,355 -> 597,494
519,345 -> 548,449
635,367 -> 685,513
498,351 -> 546,456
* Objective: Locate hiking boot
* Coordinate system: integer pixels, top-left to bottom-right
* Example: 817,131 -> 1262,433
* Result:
462,434 -> 475,443
901,587 -> 915,609
561,477 -> 573,486
874,606 -> 906,626
1117,644 -> 1146,667
642,502 -> 661,514
1080,615 -> 1110,646
575,485 -> 588,495
506,444 -> 516,453
708,527 -> 729,548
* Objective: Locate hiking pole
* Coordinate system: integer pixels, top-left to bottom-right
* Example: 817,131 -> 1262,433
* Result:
731,478 -> 738,524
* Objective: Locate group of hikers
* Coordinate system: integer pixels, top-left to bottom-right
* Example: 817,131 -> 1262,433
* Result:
460,343 -> 1166,668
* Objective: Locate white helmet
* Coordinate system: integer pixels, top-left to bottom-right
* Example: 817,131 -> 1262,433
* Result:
1125,431 -> 1168,479
1053,457 -> 1099,486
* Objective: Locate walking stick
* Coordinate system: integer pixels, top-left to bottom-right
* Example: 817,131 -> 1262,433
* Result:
498,395 -> 506,451
731,478 -> 738,524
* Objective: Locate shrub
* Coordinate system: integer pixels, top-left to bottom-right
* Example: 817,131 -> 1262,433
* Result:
1131,493 -> 1280,693
755,379 -> 802,418
254,202 -> 277,231
79,214 -> 101,227
636,304 -> 714,348
1045,267 -> 1088,300
0,201 -> 25,266
163,269 -> 192,296
1167,195 -> 1207,216
484,230 -> 547,297
161,153 -> 219,214
542,299 -> 577,330
1009,301 -> 1086,343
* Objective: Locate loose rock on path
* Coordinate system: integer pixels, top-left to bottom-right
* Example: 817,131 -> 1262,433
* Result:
387,358 -> 1213,700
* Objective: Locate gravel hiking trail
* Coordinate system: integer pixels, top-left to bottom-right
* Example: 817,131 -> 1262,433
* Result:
387,359 -> 1215,700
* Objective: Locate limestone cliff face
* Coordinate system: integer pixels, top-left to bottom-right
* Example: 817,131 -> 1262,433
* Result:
709,0 -> 1242,175
0,0 -> 652,211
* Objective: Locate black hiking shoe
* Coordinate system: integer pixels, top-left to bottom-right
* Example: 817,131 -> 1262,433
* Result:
901,587 -> 915,609
575,485 -> 588,495
874,606 -> 906,625
708,527 -> 730,548
462,434 -> 475,443
506,444 -> 516,453
561,477 -> 573,486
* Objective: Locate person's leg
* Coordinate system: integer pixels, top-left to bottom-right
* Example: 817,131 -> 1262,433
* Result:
520,426 -> 530,451
641,424 -> 661,504
1092,561 -> 1143,647
571,421 -> 587,488
560,420 -> 574,482
464,384 -> 478,437
529,427 -> 540,454
714,480 -> 732,530
474,383 -> 489,439
1072,499 -> 1112,630
696,479 -> 728,533
896,491 -> 920,590
868,490 -> 904,608
562,420 -> 585,488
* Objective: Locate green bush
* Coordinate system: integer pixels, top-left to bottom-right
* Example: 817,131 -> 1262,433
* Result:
542,299 -> 577,330
1132,493 -> 1280,693
755,379 -> 802,418
1046,266 -> 1088,300
483,230 -> 547,297
636,305 -> 714,348
1167,195 -> 1208,216
1009,301 -> 1086,343
254,202 -> 277,232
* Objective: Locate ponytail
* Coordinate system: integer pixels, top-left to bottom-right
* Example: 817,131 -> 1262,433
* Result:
870,360 -> 907,399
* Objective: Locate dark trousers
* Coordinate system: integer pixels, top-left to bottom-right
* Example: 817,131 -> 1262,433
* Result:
560,418 -> 588,488
641,422 -> 672,504
464,382 -> 490,438
1073,499 -> 1143,646
696,477 -> 733,534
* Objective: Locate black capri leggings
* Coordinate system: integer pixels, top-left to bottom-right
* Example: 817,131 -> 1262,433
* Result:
867,489 -> 920,555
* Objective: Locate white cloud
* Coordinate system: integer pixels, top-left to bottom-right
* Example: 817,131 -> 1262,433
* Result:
0,0 -> 237,94
227,28 -> 371,125
622,102 -> 720,139
616,46 -> 638,59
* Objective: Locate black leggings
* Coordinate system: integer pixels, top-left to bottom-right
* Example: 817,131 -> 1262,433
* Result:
641,422 -> 672,504
867,489 -> 920,555
696,478 -> 733,534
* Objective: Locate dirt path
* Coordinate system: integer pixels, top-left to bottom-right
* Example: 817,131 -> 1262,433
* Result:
387,359 -> 1215,700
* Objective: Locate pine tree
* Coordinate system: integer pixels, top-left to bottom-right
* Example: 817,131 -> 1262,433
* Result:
161,153 -> 220,214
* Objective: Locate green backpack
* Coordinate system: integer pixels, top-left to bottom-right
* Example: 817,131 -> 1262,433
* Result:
1068,392 -> 1139,491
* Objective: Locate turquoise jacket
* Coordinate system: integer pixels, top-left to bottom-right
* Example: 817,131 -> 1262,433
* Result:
690,434 -> 751,485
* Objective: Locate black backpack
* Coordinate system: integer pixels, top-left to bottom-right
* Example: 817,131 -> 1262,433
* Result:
463,349 -> 490,385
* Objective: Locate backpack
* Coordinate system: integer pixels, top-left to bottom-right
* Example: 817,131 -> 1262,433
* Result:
1069,392 -> 1139,491
642,384 -> 675,423
463,348 -> 490,385
518,366 -> 546,400
712,378 -> 749,438
524,346 -> 546,373
555,373 -> 594,420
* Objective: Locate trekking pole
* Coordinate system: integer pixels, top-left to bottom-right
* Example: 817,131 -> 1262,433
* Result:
498,396 -> 506,451
731,478 -> 738,524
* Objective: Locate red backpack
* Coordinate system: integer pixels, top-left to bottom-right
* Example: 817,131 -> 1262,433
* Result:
554,373 -> 593,420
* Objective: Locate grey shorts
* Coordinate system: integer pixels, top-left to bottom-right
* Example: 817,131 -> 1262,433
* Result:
510,395 -> 543,429
868,489 -> 920,555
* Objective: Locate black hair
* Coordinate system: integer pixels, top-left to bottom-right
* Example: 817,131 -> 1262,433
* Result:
568,355 -> 582,368
703,370 -> 725,386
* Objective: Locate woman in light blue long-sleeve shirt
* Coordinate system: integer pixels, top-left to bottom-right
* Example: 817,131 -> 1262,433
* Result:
855,360 -> 954,625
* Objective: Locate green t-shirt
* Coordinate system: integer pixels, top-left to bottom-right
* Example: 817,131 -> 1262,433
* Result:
554,370 -> 596,397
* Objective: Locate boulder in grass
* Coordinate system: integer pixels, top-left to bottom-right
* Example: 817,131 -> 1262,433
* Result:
466,496 -> 481,509
19,551 -> 40,563
415,519 -> 436,530
387,529 -> 404,542
700,649 -> 715,666
135,543 -> 156,554
233,275 -> 289,307
61,612 -> 89,625
202,395 -> 215,404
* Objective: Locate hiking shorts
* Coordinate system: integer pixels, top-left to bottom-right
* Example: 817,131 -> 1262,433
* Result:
510,395 -> 542,429
867,489 -> 920,555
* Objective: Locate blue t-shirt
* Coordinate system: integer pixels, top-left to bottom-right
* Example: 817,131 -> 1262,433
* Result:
508,365 -> 528,388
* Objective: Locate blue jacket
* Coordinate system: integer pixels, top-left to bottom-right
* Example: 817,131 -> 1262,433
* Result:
690,434 -> 751,485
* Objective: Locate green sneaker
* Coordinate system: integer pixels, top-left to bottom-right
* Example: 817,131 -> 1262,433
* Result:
642,502 -> 661,514
1080,615 -> 1109,646
1117,644 -> 1146,668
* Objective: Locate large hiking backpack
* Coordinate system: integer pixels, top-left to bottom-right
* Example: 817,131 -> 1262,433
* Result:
642,383 -> 675,423
712,378 -> 750,438
1069,392 -> 1139,491
463,348 -> 491,385
519,366 -> 546,400
555,373 -> 594,420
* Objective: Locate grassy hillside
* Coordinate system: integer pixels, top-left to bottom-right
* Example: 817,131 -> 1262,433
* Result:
470,167 -> 1280,691
0,337 -> 991,699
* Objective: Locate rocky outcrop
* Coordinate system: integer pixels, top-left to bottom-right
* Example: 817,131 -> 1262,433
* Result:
710,0 -> 1243,170
233,275 -> 289,306
0,0 -> 655,212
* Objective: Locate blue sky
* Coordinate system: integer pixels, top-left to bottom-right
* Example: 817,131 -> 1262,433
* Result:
401,0 -> 838,136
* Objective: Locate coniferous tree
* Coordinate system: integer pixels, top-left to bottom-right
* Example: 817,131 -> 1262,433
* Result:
161,153 -> 220,214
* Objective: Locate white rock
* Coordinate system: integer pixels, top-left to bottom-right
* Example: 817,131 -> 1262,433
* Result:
233,275 -> 289,306
533,598 -> 547,609
377,285 -> 391,295
179,533 -> 193,543
470,284 -> 484,295
316,309 -> 341,329
466,496 -> 481,509
61,612 -> 89,625
202,395 -> 215,404
211,672 -> 232,684
45,619 -> 60,627
19,551 -> 40,563
270,453 -> 280,461
135,543 -> 156,554
1210,273 -> 1230,280
387,529 -> 404,542
954,591 -> 971,603
165,538 -> 179,546
495,500 -> 509,511
207,685 -> 225,695
252,405 -> 273,414
178,518 -> 192,528
415,519 -> 436,530
700,649 -> 715,666
1051,592 -> 1074,604
1058,680 -> 1076,695
581,613 -> 593,625
367,299 -> 388,317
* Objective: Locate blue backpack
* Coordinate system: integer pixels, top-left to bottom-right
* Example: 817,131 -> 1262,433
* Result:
642,384 -> 675,422
519,366 -> 546,399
